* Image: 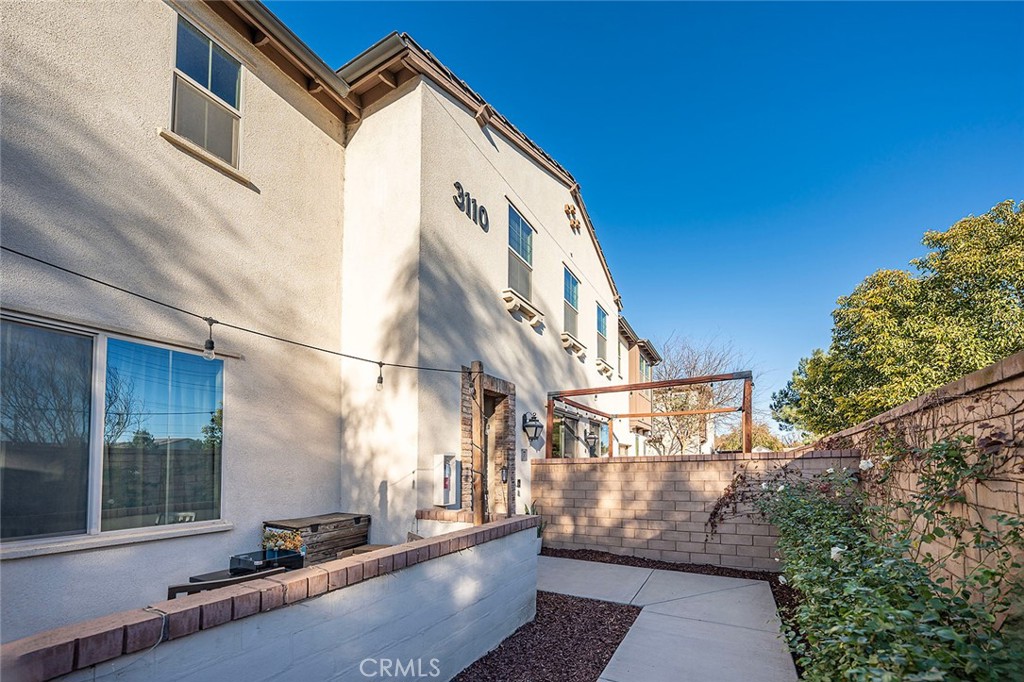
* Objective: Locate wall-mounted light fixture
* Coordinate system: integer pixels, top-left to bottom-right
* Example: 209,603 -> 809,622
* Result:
500,465 -> 509,484
584,430 -> 598,450
522,412 -> 543,440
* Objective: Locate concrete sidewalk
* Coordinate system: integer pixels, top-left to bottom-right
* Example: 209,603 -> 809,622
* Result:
537,556 -> 798,682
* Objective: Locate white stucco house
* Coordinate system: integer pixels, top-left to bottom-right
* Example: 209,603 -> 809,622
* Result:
0,0 -> 656,641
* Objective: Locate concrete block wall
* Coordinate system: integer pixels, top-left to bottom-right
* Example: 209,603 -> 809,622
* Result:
2,517 -> 539,682
808,352 -> 1024,585
533,450 -> 859,571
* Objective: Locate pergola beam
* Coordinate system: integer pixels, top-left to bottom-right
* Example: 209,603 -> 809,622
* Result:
548,371 -> 752,399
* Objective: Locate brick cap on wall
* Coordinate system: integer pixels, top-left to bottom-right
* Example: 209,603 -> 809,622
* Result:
533,449 -> 860,466
415,508 -> 475,523
0,515 -> 540,682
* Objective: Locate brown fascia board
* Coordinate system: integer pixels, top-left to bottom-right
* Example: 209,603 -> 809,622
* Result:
223,1 -> 356,116
618,316 -> 639,345
637,339 -> 663,365
338,31 -> 623,310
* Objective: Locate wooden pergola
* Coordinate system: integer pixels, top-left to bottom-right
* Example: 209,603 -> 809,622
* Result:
545,371 -> 754,457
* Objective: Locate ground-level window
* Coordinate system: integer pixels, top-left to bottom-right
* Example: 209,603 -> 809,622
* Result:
0,318 -> 224,541
564,268 -> 579,338
551,415 -> 578,458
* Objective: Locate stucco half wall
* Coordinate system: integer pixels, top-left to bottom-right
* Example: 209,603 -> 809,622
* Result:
1,517 -> 540,682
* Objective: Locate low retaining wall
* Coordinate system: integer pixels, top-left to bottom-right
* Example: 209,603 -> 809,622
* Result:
534,451 -> 859,571
1,516 -> 539,682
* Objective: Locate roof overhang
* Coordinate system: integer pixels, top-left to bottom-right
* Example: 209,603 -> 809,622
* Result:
339,31 -> 623,309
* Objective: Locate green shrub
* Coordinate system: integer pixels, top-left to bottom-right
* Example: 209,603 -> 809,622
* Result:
713,435 -> 1024,681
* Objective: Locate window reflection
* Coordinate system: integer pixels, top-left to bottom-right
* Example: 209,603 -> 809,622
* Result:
102,339 -> 223,531
0,321 -> 92,539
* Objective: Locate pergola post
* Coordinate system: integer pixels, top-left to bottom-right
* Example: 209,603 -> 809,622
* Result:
544,398 -> 554,459
741,377 -> 753,453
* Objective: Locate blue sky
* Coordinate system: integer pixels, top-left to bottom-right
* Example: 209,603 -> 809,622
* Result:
267,1 -> 1024,425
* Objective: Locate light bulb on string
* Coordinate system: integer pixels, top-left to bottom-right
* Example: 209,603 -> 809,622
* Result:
376,362 -> 384,392
202,317 -> 217,361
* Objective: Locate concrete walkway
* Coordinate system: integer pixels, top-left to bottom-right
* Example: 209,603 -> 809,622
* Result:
537,556 -> 798,682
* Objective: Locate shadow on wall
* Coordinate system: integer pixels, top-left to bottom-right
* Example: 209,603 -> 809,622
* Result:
0,18 -> 347,604
334,228 -> 598,531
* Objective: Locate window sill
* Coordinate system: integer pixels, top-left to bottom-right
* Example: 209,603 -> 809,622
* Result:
0,520 -> 233,561
561,331 -> 586,356
157,127 -> 253,188
501,288 -> 544,327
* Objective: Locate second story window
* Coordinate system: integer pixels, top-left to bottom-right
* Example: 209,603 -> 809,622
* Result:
173,17 -> 241,166
508,205 -> 534,300
563,267 -> 579,338
640,355 -> 649,382
596,305 -> 608,360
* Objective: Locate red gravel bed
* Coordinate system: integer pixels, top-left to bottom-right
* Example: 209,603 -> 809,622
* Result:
452,591 -> 640,682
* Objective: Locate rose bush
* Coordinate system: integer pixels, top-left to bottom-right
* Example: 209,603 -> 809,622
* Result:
710,436 -> 1024,680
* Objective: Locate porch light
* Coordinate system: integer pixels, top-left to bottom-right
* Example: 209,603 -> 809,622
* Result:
522,412 -> 543,440
500,465 -> 509,484
585,430 -> 598,449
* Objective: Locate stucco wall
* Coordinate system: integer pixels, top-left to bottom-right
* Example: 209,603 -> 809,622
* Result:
415,80 -> 629,512
338,79 -> 424,544
0,0 -> 345,641
1,517 -> 539,682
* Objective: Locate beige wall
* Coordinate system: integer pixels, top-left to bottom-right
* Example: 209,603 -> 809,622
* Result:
0,0 -> 345,641
534,450 -> 860,571
415,79 -> 629,511
338,78 -> 424,543
811,352 -> 1024,584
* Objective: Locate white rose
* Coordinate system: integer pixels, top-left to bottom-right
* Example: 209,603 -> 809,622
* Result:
859,459 -> 874,471
761,482 -> 768,490
826,467 -> 835,474
777,485 -> 785,492
831,546 -> 845,561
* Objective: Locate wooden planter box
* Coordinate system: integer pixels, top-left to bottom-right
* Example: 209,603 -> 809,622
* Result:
263,512 -> 371,566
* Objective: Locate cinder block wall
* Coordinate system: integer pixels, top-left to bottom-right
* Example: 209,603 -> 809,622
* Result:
809,352 -> 1024,584
533,450 -> 860,571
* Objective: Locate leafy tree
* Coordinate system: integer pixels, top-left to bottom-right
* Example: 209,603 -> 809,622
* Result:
202,406 -> 223,450
715,421 -> 787,452
773,200 -> 1024,435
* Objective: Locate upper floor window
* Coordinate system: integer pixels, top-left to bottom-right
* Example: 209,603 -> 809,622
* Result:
0,318 -> 224,541
563,267 -> 579,338
596,305 -> 608,361
173,17 -> 241,166
640,355 -> 649,382
508,205 -> 534,300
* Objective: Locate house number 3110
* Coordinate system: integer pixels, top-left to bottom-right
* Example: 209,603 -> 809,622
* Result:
453,181 -> 489,232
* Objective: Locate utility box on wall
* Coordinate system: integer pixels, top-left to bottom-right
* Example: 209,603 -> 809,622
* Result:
433,453 -> 460,507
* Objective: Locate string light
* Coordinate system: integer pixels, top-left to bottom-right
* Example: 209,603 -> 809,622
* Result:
1,245 -> 480,379
376,362 -> 384,392
203,317 -> 217,361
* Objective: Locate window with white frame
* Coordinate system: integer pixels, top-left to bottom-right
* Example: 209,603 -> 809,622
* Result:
563,267 -> 579,338
507,205 -> 535,300
173,16 -> 241,166
596,305 -> 608,361
640,355 -> 649,382
0,317 -> 224,540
